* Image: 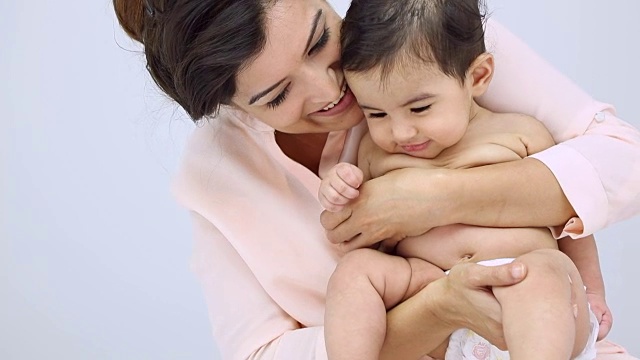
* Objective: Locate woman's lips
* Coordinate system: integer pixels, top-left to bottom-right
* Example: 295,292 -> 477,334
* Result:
312,85 -> 356,117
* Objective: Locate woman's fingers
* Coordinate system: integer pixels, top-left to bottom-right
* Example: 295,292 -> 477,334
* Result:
322,168 -> 453,246
463,261 -> 528,287
320,208 -> 351,231
441,262 -> 528,349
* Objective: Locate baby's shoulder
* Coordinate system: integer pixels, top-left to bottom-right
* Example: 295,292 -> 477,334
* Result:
474,111 -> 555,155
481,112 -> 545,134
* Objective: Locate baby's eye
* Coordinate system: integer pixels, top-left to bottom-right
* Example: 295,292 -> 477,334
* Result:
411,105 -> 431,113
367,112 -> 387,119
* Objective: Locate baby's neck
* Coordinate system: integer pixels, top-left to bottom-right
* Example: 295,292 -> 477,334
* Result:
467,102 -> 493,128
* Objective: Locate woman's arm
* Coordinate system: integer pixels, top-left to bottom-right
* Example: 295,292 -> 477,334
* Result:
321,20 -> 640,248
190,212 -> 330,360
479,19 -> 640,237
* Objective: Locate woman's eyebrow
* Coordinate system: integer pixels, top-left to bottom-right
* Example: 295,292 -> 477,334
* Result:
248,9 -> 323,106
249,79 -> 286,105
303,9 -> 323,55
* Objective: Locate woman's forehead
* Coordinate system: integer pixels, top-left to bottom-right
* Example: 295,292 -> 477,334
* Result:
235,0 -> 333,102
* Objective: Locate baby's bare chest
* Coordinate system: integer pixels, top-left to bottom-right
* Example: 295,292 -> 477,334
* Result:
367,132 -> 528,179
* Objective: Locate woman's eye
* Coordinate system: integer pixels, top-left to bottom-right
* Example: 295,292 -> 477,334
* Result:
267,85 -> 290,110
308,27 -> 330,56
411,105 -> 431,113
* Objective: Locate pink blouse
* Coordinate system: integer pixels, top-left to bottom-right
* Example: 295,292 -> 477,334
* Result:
172,20 -> 640,360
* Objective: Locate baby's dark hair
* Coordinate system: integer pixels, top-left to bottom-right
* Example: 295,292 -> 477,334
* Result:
341,0 -> 487,83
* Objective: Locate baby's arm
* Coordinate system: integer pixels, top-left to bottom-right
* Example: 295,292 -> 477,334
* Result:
319,162 -> 364,212
319,134 -> 378,212
558,235 -> 612,340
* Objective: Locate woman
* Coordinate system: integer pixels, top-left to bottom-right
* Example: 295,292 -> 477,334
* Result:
113,0 -> 640,359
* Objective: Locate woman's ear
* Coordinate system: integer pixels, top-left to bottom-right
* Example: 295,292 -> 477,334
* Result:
467,53 -> 495,97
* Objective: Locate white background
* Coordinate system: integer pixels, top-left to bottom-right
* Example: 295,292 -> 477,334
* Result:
2,0 -> 638,358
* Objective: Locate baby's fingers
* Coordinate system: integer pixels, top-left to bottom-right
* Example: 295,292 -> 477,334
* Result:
318,190 -> 347,212
596,309 -> 613,341
328,175 -> 360,201
319,179 -> 356,211
334,163 -> 364,189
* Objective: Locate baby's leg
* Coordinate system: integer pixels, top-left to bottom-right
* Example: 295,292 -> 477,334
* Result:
325,248 -> 445,360
493,249 -> 590,360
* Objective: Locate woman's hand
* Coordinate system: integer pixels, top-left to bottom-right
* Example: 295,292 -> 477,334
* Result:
320,168 -> 455,251
380,260 -> 527,359
431,261 -> 528,350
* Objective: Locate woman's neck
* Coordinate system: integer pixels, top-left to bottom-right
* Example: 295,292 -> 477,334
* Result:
275,131 -> 329,175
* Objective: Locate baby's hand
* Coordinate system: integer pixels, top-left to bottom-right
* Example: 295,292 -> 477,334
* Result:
318,162 -> 363,212
587,292 -> 613,341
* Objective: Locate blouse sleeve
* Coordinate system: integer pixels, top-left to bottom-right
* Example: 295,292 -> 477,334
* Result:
478,19 -> 640,238
189,212 -> 329,360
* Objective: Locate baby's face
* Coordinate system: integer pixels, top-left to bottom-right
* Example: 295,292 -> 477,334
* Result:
346,62 -> 475,159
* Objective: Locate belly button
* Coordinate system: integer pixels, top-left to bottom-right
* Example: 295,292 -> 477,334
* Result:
459,254 -> 473,263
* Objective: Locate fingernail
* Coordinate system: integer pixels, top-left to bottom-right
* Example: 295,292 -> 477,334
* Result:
511,263 -> 525,279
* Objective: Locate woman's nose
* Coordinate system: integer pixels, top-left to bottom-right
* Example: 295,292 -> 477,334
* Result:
303,63 -> 341,105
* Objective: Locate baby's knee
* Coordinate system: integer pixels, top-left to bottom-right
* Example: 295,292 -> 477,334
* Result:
519,248 -> 573,273
512,249 -> 581,290
329,249 -> 392,290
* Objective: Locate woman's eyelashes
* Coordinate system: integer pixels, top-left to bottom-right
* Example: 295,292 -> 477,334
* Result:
267,85 -> 290,109
308,27 -> 330,56
266,27 -> 331,110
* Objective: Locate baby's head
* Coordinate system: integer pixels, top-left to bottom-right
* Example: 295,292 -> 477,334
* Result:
341,0 -> 488,85
341,0 -> 494,158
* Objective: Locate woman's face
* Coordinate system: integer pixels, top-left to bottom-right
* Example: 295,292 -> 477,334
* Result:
232,0 -> 363,134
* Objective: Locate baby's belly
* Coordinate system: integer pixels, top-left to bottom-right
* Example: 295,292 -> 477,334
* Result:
395,224 -> 558,271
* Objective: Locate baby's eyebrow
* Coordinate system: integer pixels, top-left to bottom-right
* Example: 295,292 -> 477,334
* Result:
401,93 -> 435,107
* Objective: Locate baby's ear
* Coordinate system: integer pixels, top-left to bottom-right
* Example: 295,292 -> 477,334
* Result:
467,53 -> 494,97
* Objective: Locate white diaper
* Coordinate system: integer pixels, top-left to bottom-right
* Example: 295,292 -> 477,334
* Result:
444,258 -> 599,360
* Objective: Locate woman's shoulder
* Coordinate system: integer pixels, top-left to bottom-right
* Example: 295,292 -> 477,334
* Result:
171,108 -> 274,210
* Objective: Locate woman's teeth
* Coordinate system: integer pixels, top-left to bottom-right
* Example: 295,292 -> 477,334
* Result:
322,83 -> 347,111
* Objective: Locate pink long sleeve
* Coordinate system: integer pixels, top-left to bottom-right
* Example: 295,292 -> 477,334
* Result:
479,20 -> 640,237
190,212 -> 329,360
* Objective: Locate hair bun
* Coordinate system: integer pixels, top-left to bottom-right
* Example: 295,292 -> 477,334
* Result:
113,0 -> 145,43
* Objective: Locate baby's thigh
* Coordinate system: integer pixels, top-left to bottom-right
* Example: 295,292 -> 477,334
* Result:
329,249 -> 444,309
494,249 -> 591,355
500,248 -> 587,300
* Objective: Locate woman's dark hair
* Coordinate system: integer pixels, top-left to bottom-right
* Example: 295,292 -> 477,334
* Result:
113,0 -> 273,121
341,0 -> 487,83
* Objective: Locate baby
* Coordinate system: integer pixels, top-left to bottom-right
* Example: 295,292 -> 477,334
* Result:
319,0 -> 609,359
